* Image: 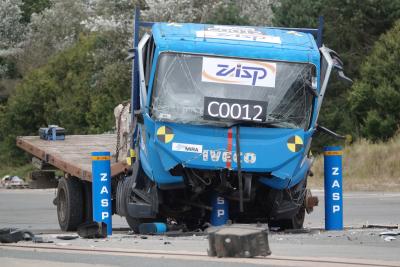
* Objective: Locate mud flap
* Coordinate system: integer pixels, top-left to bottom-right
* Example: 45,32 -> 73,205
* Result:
122,160 -> 158,219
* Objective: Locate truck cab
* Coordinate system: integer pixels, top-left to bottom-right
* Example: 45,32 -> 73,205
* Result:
121,21 -> 348,231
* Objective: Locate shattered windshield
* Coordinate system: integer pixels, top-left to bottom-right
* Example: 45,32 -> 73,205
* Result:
151,53 -> 315,129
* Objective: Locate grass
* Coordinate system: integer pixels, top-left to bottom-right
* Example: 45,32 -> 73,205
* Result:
0,164 -> 36,181
309,134 -> 400,191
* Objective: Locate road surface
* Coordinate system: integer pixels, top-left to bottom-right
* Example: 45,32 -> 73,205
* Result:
0,189 -> 399,267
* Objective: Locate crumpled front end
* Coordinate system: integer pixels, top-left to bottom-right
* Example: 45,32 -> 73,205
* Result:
139,118 -> 313,190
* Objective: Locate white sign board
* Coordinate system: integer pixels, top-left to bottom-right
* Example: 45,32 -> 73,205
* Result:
202,57 -> 276,87
196,25 -> 281,44
172,142 -> 203,153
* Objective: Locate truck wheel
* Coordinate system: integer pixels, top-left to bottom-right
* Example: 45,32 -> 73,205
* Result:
82,181 -> 93,222
123,161 -> 156,233
57,177 -> 84,231
270,206 -> 305,230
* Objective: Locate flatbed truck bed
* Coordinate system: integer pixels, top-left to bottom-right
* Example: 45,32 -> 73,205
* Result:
16,134 -> 127,182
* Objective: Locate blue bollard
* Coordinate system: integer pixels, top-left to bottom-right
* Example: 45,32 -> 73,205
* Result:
324,146 -> 343,230
211,193 -> 229,226
92,151 -> 112,236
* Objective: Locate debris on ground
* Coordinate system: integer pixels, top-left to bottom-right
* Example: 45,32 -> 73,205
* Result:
207,224 -> 271,258
0,176 -> 29,189
379,230 -> 400,242
0,228 -> 34,243
363,224 -> 399,229
283,228 -> 312,234
379,231 -> 400,237
56,235 -> 79,240
55,242 -> 72,246
139,222 -> 167,235
0,228 -> 52,243
77,222 -> 107,239
383,236 -> 396,242
164,231 -> 206,237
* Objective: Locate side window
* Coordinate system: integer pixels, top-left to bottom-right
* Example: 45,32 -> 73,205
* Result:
142,35 -> 156,92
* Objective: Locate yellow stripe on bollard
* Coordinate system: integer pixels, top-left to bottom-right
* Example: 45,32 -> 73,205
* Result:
91,156 -> 111,160
324,150 -> 343,156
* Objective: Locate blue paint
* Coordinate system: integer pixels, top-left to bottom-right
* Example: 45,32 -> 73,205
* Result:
211,193 -> 229,226
152,23 -> 320,63
153,222 -> 167,233
92,151 -> 112,236
139,222 -> 167,234
324,146 -> 343,230
133,18 -> 324,194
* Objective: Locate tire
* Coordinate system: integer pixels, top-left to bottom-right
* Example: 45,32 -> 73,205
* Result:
57,177 -> 84,231
269,178 -> 307,230
82,181 -> 93,222
270,206 -> 305,230
124,161 -> 156,233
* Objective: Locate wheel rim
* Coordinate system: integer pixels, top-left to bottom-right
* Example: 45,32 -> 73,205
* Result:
58,188 -> 67,222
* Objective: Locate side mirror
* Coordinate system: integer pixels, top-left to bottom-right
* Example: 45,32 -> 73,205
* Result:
336,69 -> 353,85
330,51 -> 353,85
316,125 -> 346,139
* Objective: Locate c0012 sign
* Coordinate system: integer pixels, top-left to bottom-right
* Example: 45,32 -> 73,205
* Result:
203,97 -> 267,122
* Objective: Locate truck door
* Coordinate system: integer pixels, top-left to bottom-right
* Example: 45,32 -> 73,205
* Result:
138,33 -> 156,109
315,46 -> 335,122
136,33 -> 156,164
315,46 -> 351,123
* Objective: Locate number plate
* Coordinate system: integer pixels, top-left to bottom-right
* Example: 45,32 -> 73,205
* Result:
203,97 -> 267,122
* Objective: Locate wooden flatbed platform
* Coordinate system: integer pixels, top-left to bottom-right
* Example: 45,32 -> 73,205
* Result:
16,135 -> 128,182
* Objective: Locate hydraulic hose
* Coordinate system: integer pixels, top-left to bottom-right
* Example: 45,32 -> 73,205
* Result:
236,125 -> 244,212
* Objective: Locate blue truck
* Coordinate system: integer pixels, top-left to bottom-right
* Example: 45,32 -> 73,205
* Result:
18,9 -> 350,232
120,11 -> 351,231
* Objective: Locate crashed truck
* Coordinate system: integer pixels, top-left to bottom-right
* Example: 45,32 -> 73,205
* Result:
17,13 -> 351,232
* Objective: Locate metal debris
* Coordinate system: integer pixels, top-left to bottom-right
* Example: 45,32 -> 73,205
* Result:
284,228 -> 312,234
208,224 -> 271,258
55,242 -> 72,246
305,189 -> 319,214
379,231 -> 400,237
383,236 -> 396,242
363,224 -> 399,229
56,235 -> 79,240
0,176 -> 29,189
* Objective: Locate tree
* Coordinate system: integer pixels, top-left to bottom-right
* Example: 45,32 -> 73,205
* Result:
142,0 -> 275,25
349,20 -> 400,141
20,0 -> 51,23
143,0 -> 211,23
206,1 -> 249,25
17,0 -> 89,75
0,0 -> 26,101
237,0 -> 277,26
272,0 -> 400,143
0,33 -> 131,164
0,0 -> 25,51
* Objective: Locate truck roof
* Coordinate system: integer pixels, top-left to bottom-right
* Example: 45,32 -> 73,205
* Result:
151,23 -> 320,64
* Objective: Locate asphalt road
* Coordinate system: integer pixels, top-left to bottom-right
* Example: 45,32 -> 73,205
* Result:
0,189 -> 399,267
